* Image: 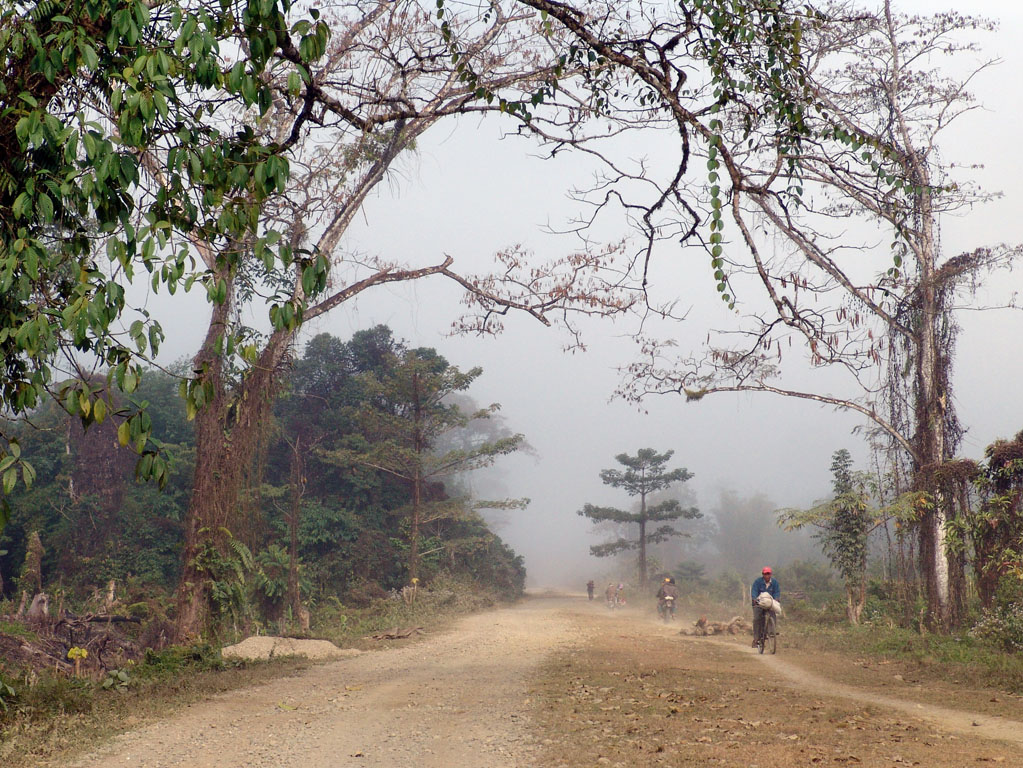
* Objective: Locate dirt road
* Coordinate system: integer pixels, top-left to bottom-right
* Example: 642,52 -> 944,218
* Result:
63,596 -> 1022,768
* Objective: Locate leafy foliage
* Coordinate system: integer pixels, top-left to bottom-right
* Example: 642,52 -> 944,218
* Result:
970,577 -> 1023,653
956,432 -> 1023,607
0,367 -> 191,595
0,0 -> 334,515
101,668 -> 131,692
312,332 -> 526,583
0,673 -> 15,713
193,535 -> 253,631
1,323 -> 528,625
780,449 -> 878,623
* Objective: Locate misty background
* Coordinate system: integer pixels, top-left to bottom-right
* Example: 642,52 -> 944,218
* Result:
140,0 -> 1023,589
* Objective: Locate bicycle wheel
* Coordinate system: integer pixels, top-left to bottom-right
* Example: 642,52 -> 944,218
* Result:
766,615 -> 777,655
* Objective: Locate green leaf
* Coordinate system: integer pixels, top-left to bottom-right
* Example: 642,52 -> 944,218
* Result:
21,460 -> 36,488
2,467 -> 17,495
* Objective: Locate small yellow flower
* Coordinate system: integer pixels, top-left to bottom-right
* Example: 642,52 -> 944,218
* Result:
67,647 -> 88,661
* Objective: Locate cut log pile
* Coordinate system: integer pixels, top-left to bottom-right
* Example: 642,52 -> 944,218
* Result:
679,615 -> 752,636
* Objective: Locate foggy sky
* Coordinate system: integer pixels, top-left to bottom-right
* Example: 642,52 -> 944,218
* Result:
150,1 -> 1023,588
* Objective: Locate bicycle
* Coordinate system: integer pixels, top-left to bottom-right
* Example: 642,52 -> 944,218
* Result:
756,610 -> 778,654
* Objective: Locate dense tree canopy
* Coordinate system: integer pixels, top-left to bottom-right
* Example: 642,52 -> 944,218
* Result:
0,327 -> 527,615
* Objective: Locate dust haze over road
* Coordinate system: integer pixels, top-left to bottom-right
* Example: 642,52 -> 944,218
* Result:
63,596 -> 1022,768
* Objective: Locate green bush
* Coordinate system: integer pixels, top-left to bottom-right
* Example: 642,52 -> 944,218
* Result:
101,668 -> 131,692
136,643 -> 224,679
783,559 -> 843,607
972,605 -> 1023,653
969,577 -> 1023,653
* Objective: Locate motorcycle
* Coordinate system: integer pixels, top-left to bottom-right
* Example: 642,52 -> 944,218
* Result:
657,594 -> 676,623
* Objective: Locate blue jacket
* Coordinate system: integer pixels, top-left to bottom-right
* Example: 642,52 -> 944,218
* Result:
751,576 -> 780,602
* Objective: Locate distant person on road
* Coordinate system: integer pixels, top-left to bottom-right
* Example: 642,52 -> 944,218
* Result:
605,582 -> 616,607
751,567 -> 780,647
615,583 -> 626,606
656,577 -> 679,620
656,577 -> 679,601
587,580 -> 595,601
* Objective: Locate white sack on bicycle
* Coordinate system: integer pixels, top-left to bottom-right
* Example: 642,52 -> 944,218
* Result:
757,592 -> 783,615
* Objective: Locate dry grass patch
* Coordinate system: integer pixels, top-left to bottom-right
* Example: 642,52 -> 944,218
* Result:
530,612 -> 1015,767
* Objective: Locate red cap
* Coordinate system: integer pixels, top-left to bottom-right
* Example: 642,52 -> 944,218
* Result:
762,567 -> 772,575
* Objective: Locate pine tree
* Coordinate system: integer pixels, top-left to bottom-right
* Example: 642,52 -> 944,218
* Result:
580,449 -> 699,588
327,348 -> 524,582
780,449 -> 877,623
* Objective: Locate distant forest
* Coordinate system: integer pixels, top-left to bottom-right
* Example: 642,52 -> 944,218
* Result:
0,326 -> 526,623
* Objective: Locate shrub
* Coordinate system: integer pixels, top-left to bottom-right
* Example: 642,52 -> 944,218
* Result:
345,578 -> 389,607
971,578 -> 1023,653
136,643 -> 224,680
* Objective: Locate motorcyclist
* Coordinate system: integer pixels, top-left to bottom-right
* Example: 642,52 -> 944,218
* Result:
751,566 -> 780,647
656,576 -> 679,600
656,577 -> 679,619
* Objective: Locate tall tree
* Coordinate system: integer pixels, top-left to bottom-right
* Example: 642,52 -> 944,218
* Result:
266,328 -> 401,624
580,448 -> 699,588
616,2 -> 1011,629
326,347 -> 525,582
780,449 -> 878,624
167,0 -> 649,638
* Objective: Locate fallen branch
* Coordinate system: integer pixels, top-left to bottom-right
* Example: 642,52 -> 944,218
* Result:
81,614 -> 142,624
364,626 -> 425,641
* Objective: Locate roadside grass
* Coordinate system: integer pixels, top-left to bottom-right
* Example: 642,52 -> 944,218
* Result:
311,572 -> 501,648
0,622 -> 38,642
0,650 -> 311,768
786,619 -> 1023,694
0,574 -> 512,767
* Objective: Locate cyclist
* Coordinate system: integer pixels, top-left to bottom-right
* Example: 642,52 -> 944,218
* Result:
751,566 -> 780,648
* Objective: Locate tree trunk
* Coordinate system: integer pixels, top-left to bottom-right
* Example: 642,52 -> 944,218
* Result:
845,581 -> 865,625
878,0 -> 963,632
409,368 -> 423,583
287,435 -> 303,626
410,467 -> 421,583
174,288 -> 293,641
174,382 -> 240,640
638,488 -> 648,589
912,176 -> 957,631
